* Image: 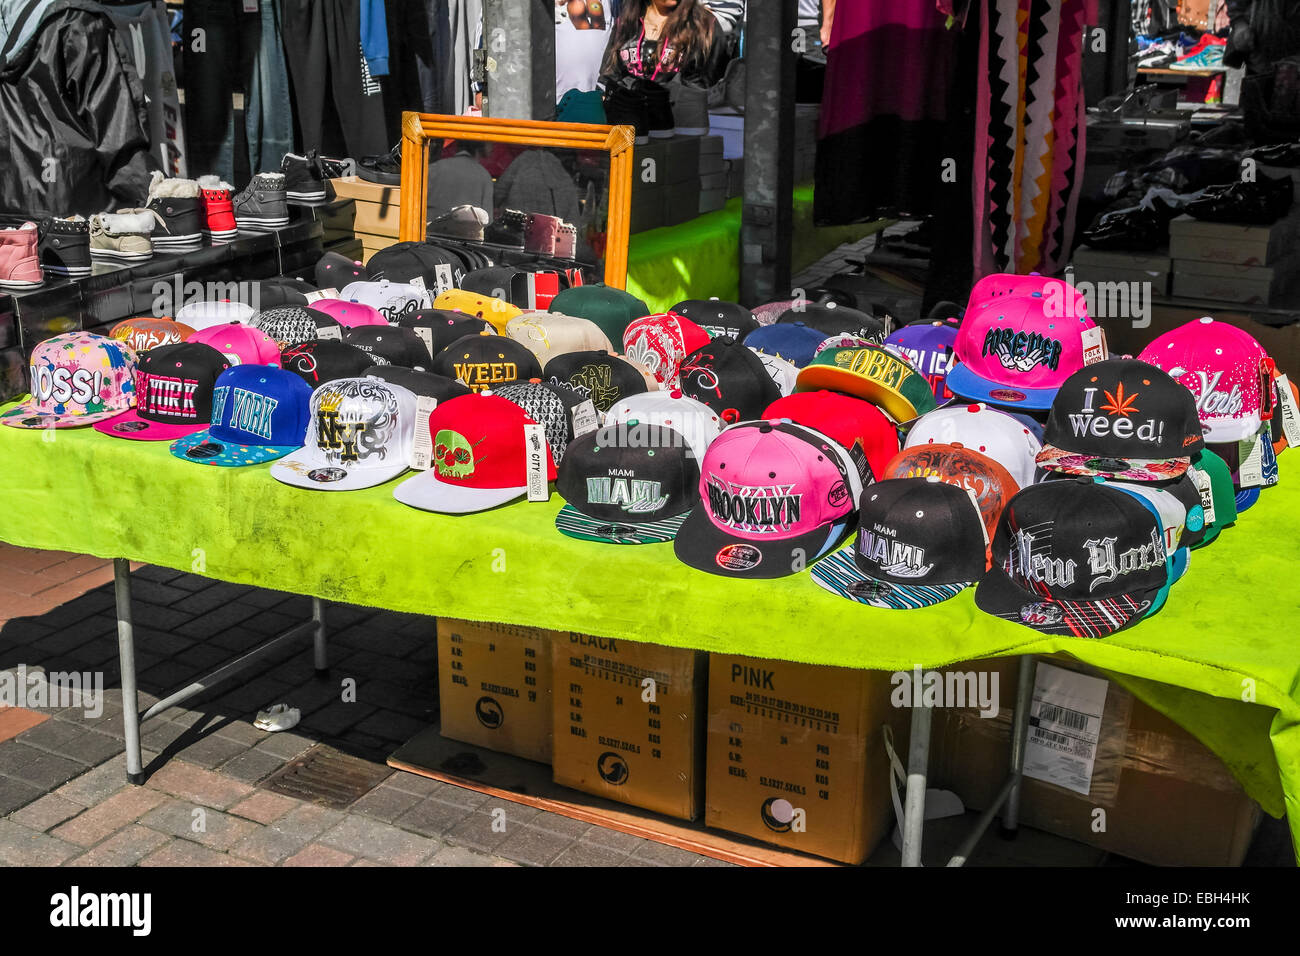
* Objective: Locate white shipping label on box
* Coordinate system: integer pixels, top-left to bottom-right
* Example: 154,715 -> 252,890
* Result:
409,395 -> 439,470
1022,663 -> 1109,797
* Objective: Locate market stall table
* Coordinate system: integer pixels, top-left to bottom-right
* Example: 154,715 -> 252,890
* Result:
1,408 -> 1297,863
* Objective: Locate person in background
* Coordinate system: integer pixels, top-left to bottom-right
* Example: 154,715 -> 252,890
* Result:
599,0 -> 728,90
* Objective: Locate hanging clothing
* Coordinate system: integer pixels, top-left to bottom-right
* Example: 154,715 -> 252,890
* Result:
0,0 -> 153,217
493,149 -> 580,222
100,0 -> 186,178
444,0 -> 482,115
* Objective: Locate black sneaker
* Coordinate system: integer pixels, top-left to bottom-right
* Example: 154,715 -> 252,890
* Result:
358,143 -> 402,186
604,86 -> 650,144
484,209 -> 527,248
1186,173 -> 1295,225
144,172 -> 203,248
232,172 -> 289,228
38,215 -> 91,278
319,155 -> 355,179
281,151 -> 327,201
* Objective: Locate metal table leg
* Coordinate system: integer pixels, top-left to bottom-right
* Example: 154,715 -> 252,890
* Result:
114,558 -> 145,785
312,597 -> 328,677
900,698 -> 933,867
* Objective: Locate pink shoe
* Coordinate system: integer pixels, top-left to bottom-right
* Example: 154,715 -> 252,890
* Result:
0,221 -> 44,290
524,213 -> 561,256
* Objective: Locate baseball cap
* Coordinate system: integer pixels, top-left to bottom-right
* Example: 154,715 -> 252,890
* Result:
339,280 -> 432,323
1137,317 -> 1275,444
904,402 -> 1043,490
393,393 -> 557,513
175,300 -> 256,331
777,303 -> 885,342
677,337 -> 781,424
361,366 -> 472,404
744,323 -> 827,369
280,340 -> 376,389
555,425 -> 702,544
169,365 -> 312,466
108,318 -> 194,353
1181,448 -> 1236,548
494,379 -> 590,464
811,477 -> 989,608
947,292 -> 1103,409
93,342 -> 230,441
622,313 -> 711,388
432,288 -> 523,333
673,421 -> 863,578
188,323 -> 281,367
975,478 -> 1176,636
814,333 -> 878,358
1105,474 -> 1206,553
343,325 -> 434,368
432,334 -> 542,392
752,350 -> 799,396
881,442 -> 1017,541
967,273 -> 1085,311
2,332 -> 137,429
1036,359 -> 1205,481
366,242 -> 464,293
884,320 -> 959,402
314,251 -> 367,288
250,278 -> 313,308
603,391 -> 723,463
669,299 -> 759,341
1101,482 -> 1190,621
795,344 -> 939,424
310,298 -> 387,329
1208,421 -> 1279,510
397,310 -> 494,357
505,312 -> 613,367
544,350 -> 652,413
270,377 -> 418,491
549,284 -> 650,345
459,266 -> 555,310
253,306 -> 342,347
763,389 -> 899,483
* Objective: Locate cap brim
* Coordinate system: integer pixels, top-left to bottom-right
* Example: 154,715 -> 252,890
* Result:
393,470 -> 528,514
1035,445 -> 1192,481
270,449 -> 408,491
795,366 -> 927,422
169,430 -> 298,467
1202,414 -> 1262,444
672,504 -> 852,579
1,401 -> 132,428
810,546 -> 972,608
92,409 -> 207,441
555,503 -> 687,544
945,363 -> 1058,410
974,560 -> 1159,637
1235,487 -> 1261,512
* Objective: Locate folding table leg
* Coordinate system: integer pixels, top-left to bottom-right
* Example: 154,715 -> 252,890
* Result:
900,699 -> 933,867
312,597 -> 328,677
1001,654 -> 1038,837
113,558 -> 145,785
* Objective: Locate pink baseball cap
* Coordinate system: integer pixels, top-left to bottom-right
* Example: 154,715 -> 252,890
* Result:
966,273 -> 1088,313
1,332 -> 138,428
1137,317 -> 1275,444
188,322 -> 281,367
947,292 -> 1102,409
673,420 -> 864,578
310,298 -> 387,328
621,313 -> 710,388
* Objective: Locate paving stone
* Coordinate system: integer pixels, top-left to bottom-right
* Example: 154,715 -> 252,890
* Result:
627,840 -> 707,867
692,855 -> 740,867
526,812 -> 595,840
176,605 -> 261,642
171,583 -> 251,617
424,844 -> 519,867
551,841 -> 632,867
240,610 -> 302,637
252,731 -> 315,760
139,798 -> 257,851
127,604 -> 194,634
140,659 -> 201,690
173,732 -> 255,771
228,790 -> 299,825
147,759 -> 254,810
349,784 -> 424,824
51,786 -> 166,847
0,744 -> 87,789
16,719 -> 121,766
0,775 -> 46,815
442,809 -> 513,854
423,782 -> 490,810
319,814 -> 439,866
299,702 -> 377,736
228,803 -> 346,864
173,643 -> 232,672
0,818 -> 81,865
217,748 -> 285,785
54,760 -> 131,807
579,824 -> 649,854
283,843 -> 355,867
393,797 -> 473,839
139,838 -> 255,867
210,719 -> 267,747
494,824 -> 575,867
383,771 -> 442,798
8,792 -> 82,831
132,565 -> 186,585
128,579 -> 193,606
65,824 -> 171,867
354,709 -> 432,743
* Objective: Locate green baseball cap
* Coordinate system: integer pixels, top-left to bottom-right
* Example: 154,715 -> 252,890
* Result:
795,344 -> 938,424
1188,448 -> 1236,549
549,285 -> 649,346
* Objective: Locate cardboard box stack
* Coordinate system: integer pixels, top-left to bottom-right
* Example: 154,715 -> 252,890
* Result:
325,177 -> 402,262
629,135 -> 728,232
1070,247 -> 1172,298
1169,210 -> 1300,306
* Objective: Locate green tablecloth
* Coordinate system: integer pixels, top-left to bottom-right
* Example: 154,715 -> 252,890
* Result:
625,186 -> 887,313
1,407 -> 1298,858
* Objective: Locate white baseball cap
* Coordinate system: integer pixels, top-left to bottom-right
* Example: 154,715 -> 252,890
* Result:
749,347 -> 799,397
904,401 -> 1043,489
505,312 -> 613,368
603,391 -> 723,463
175,300 -> 256,331
339,279 -> 432,323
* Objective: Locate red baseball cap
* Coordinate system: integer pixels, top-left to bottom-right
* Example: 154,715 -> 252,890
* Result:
763,389 -> 900,482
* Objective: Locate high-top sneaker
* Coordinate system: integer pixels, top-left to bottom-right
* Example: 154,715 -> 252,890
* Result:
281,151 -> 327,201
232,172 -> 289,228
0,221 -> 44,289
318,155 -> 355,179
197,176 -> 238,240
553,221 -> 577,260
143,171 -> 203,247
429,204 -> 490,242
38,216 -> 91,278
88,211 -> 154,262
524,213 -> 561,256
484,209 -> 528,249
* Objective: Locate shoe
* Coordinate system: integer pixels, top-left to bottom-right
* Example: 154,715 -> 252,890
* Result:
604,86 -> 650,144
1082,207 -> 1165,250
318,155 -> 354,179
669,80 -> 708,136
484,209 -> 527,248
525,212 -> 561,255
232,172 -> 289,228
88,212 -> 154,261
143,171 -> 202,248
281,150 -> 327,201
0,221 -> 44,289
1182,33 -> 1227,58
38,216 -> 91,278
1186,174 -> 1294,225
197,176 -> 238,240
429,204 -> 490,242
1171,45 -> 1225,71
1243,142 -> 1300,167
358,143 -> 402,186
554,221 -> 577,259
1136,42 -> 1176,68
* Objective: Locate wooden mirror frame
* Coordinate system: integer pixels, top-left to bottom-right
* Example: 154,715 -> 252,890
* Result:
397,112 -> 636,289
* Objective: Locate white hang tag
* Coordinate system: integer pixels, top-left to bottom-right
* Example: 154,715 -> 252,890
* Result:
414,326 -> 435,358
409,395 -> 439,470
570,399 -> 599,439
306,288 -> 338,303
1080,326 -> 1106,366
435,263 -> 454,293
1276,374 -> 1300,447
1189,465 -> 1216,527
316,325 -> 342,341
964,486 -> 989,546
1238,433 -> 1265,488
409,275 -> 427,292
524,423 -> 549,501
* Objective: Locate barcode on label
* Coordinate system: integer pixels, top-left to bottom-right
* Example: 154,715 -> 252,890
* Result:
1033,727 -> 1071,747
1037,703 -> 1090,732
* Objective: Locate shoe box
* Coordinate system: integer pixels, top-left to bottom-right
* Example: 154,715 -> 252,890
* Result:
630,135 -> 728,232
704,654 -> 899,864
708,110 -> 744,160
1086,113 -> 1190,152
698,137 -> 727,215
437,618 -> 556,763
324,176 -> 402,261
1172,257 -> 1300,306
1168,210 -> 1300,307
1070,246 -> 1172,297
928,655 -> 1260,866
551,633 -> 706,820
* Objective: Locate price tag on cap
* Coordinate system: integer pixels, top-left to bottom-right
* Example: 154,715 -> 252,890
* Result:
409,395 -> 439,470
434,263 -> 453,293
570,399 -> 599,439
1189,465 -> 1216,527
414,326 -> 434,359
316,325 -> 342,341
1080,326 -> 1106,366
1238,433 -> 1265,488
1276,374 -> 1300,447
306,288 -> 338,303
409,275 -> 427,292
524,423 -> 549,501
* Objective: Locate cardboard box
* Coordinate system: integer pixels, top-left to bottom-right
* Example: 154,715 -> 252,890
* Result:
663,181 -> 701,227
552,634 -> 705,820
930,656 -> 1260,866
437,619 -> 556,763
1168,213 -> 1300,267
708,111 -> 744,159
1172,256 -> 1300,306
663,135 -> 702,182
630,195 -> 664,233
698,188 -> 727,215
705,655 -> 898,864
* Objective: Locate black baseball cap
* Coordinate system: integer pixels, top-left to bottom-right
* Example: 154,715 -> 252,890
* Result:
254,306 -> 342,347
494,378 -> 589,464
314,251 -> 367,289
677,337 -> 781,424
280,340 -> 375,388
556,425 -> 702,544
93,342 -> 230,441
975,477 -> 1175,637
1037,359 -> 1206,481
778,303 -> 885,343
344,325 -> 434,368
251,278 -> 314,308
432,333 -> 542,393
543,350 -> 650,413
366,241 -> 466,293
362,366 -> 471,404
811,477 -> 988,608
670,299 -> 759,341
396,309 -> 494,357
460,266 -> 530,307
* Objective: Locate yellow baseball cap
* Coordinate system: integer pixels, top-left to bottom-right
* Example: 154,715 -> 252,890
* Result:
432,289 -> 522,333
